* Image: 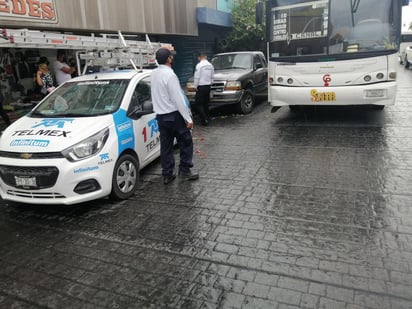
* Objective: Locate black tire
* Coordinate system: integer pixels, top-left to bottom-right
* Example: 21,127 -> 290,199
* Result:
110,153 -> 139,200
289,105 -> 301,113
372,105 -> 385,110
237,89 -> 254,114
405,56 -> 410,69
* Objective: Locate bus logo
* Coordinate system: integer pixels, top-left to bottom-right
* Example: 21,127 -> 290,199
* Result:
323,74 -> 331,87
311,89 -> 336,102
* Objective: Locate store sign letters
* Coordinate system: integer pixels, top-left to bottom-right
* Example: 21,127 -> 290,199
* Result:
0,0 -> 58,23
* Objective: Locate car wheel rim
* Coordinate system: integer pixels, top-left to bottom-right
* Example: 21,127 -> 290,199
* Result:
244,95 -> 253,109
116,160 -> 137,193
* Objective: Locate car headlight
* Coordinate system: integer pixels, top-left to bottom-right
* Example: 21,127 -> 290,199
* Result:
62,128 -> 109,162
225,81 -> 242,91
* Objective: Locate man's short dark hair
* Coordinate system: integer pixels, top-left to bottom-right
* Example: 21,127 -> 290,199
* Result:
196,51 -> 207,58
57,50 -> 66,58
38,56 -> 49,65
156,48 -> 176,65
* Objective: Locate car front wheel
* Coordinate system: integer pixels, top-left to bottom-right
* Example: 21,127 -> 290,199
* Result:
237,89 -> 254,114
110,153 -> 139,200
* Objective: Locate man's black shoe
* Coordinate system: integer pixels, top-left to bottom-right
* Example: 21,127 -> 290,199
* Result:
178,171 -> 199,181
163,174 -> 176,184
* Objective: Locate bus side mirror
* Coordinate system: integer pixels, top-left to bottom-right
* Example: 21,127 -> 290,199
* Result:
256,1 -> 263,24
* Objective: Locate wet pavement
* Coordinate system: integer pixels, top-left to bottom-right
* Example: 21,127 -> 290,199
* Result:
1,66 -> 412,309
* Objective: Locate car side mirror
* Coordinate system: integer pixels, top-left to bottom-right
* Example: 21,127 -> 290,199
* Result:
254,63 -> 263,70
127,100 -> 153,119
142,100 -> 153,112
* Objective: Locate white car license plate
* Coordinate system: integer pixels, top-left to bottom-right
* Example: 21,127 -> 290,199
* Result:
15,176 -> 37,187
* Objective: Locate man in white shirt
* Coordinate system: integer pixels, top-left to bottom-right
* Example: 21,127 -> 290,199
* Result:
193,52 -> 214,126
151,48 -> 199,184
54,50 -> 76,86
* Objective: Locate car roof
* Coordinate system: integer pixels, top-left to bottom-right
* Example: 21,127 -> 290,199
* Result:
70,69 -> 152,82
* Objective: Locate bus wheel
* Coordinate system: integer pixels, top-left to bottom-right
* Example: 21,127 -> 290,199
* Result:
237,89 -> 254,114
289,105 -> 301,113
405,57 -> 410,69
373,105 -> 385,110
110,153 -> 139,200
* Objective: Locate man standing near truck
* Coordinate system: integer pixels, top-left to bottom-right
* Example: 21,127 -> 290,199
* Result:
54,50 -> 76,86
193,52 -> 214,126
151,47 -> 199,184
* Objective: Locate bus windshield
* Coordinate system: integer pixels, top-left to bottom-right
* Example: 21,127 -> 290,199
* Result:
268,0 -> 399,59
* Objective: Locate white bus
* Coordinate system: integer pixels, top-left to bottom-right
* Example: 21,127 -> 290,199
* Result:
264,0 -> 409,112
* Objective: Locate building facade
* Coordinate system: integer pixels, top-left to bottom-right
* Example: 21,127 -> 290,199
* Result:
0,0 -> 233,122
1,0 -> 199,35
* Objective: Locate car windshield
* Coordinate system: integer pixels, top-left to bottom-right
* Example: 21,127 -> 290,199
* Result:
31,79 -> 128,117
211,54 -> 252,70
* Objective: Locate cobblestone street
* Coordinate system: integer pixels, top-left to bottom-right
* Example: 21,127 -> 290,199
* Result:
1,66 -> 412,309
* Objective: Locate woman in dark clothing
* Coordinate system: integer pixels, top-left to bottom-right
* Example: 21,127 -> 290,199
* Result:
35,63 -> 55,96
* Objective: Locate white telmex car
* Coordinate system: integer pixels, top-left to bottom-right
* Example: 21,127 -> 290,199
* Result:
0,70 -> 160,205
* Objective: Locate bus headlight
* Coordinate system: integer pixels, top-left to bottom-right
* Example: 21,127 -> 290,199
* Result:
364,75 -> 372,82
277,77 -> 283,83
287,78 -> 294,84
62,128 -> 109,162
389,72 -> 397,79
376,73 -> 384,79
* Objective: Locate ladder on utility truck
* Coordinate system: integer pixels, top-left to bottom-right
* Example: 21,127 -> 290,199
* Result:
0,28 -> 173,74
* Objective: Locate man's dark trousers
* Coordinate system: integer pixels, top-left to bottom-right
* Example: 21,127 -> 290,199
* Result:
195,85 -> 211,124
156,111 -> 193,176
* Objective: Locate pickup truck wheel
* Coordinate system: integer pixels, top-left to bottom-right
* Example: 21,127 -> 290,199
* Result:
237,89 -> 254,114
110,153 -> 139,200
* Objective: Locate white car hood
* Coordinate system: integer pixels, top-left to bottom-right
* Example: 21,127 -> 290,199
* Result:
0,116 -> 112,153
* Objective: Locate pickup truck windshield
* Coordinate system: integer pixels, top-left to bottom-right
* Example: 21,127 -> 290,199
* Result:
211,54 -> 253,70
31,80 -> 128,117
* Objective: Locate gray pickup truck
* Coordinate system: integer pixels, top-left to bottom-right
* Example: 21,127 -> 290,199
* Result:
185,51 -> 268,114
